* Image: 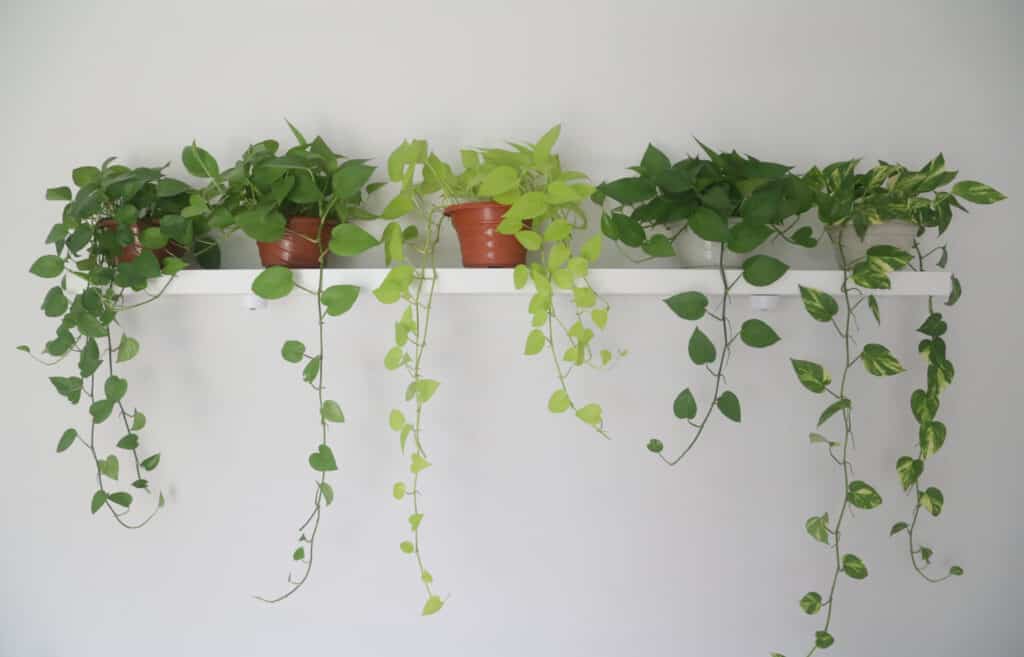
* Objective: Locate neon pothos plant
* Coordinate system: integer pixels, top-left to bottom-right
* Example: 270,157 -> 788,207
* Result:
194,126 -> 384,602
371,138 -> 448,615
594,142 -> 814,461
461,126 -> 614,436
22,159 -> 204,527
774,157 -> 1005,656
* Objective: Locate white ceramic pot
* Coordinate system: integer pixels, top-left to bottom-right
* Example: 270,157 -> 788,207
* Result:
826,220 -> 918,269
675,219 -> 745,269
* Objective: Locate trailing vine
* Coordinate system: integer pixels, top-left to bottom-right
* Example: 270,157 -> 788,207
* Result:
23,159 -> 208,526
374,139 -> 448,615
593,142 -> 813,461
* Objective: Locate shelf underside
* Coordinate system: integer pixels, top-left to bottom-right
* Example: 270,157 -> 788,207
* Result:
115,269 -> 951,297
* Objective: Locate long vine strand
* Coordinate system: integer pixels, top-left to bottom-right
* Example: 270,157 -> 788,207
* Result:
378,197 -> 445,616
256,212 -> 356,603
781,231 -> 904,656
888,239 -> 963,582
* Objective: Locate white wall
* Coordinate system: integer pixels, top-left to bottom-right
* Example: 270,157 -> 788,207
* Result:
2,1 -> 1021,655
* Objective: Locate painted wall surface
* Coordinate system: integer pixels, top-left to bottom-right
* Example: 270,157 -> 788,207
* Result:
1,1 -> 1021,655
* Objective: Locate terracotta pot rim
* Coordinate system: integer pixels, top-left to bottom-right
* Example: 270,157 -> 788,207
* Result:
443,201 -> 510,216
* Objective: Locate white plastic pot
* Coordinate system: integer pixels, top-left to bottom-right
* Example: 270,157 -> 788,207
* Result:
826,220 -> 918,269
675,219 -> 745,269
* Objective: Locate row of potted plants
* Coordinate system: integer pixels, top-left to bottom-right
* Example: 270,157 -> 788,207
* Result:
24,125 -> 1004,654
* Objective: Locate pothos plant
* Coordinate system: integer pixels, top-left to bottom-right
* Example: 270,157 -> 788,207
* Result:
594,141 -> 814,462
22,159 -> 208,527
458,126 -> 615,437
370,138 -> 451,616
773,156 -> 1005,656
184,125 -> 384,602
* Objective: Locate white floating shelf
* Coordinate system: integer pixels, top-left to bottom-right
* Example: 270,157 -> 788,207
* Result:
118,269 -> 951,297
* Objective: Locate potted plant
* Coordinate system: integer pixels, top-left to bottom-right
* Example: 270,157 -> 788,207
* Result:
20,158 -> 211,527
182,121 -> 382,269
185,125 -> 384,602
595,140 -> 816,267
772,156 -> 1005,656
594,142 -> 813,463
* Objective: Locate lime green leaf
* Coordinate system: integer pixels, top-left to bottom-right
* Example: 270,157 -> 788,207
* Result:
591,308 -> 608,329
422,595 -> 444,616
516,230 -> 542,251
479,166 -> 519,197
330,223 -> 379,256
513,264 -> 529,289
524,329 -> 545,355
322,284 -> 360,316
393,482 -> 407,500
308,444 -> 338,472
410,453 -> 431,474
321,400 -> 345,423
415,379 -> 440,404
400,540 -> 415,554
548,390 -> 571,413
581,234 -> 602,263
389,409 -> 406,431
575,403 -> 602,425
281,340 -> 305,363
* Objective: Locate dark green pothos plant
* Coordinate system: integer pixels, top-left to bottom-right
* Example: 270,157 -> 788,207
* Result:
773,156 -> 1005,656
22,159 -> 211,527
594,141 -> 814,462
184,125 -> 383,602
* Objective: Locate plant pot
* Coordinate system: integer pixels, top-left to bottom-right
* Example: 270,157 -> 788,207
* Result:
675,219 -> 745,269
257,216 -> 337,268
98,219 -> 186,264
444,201 -> 528,268
826,220 -> 917,269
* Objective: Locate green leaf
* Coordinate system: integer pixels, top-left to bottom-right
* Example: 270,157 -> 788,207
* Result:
543,219 -> 573,242
384,347 -> 404,370
572,286 -> 596,308
252,266 -> 294,300
946,275 -> 962,306
688,327 -> 716,365
861,343 -> 904,376
917,313 -> 947,337
389,409 -> 406,431
805,513 -> 829,544
742,255 -> 789,286
50,376 -> 83,404
664,291 -> 708,321
524,329 -> 545,356
90,490 -> 108,514
30,255 -> 64,278
303,355 -> 322,383
591,308 -> 608,329
515,230 -> 542,251
575,403 -> 603,425
580,234 -> 602,263
641,234 -> 675,257
716,391 -> 741,422
846,480 -> 883,509
798,286 -> 838,322
308,444 -> 338,472
57,429 -> 77,453
90,400 -> 115,424
98,454 -> 119,480
162,256 -> 189,275
181,143 -> 219,178
131,412 -> 147,431
330,223 -> 380,256
799,592 -> 822,615
890,522 -> 909,536
422,595 -> 444,616
478,166 -> 519,197
331,160 -> 375,200
393,482 -> 407,500
687,207 -> 730,243
503,192 -> 548,228
108,492 -> 132,508
322,284 -> 360,316
646,438 -> 664,453
41,287 -> 68,317
739,319 -> 780,348
920,486 -> 944,516
842,553 -> 868,579
548,390 -> 571,413
292,546 -> 305,561
920,421 -> 947,458
281,340 -> 305,363
817,399 -> 851,427
673,389 -> 697,420
415,379 -> 440,404
318,481 -> 334,506
868,295 -> 880,324
896,456 -> 924,491
949,565 -> 964,576
104,376 -> 127,402
321,400 -> 345,423
116,433 -> 139,450
727,222 -> 772,253
400,540 -> 415,554
952,180 -> 1006,204
46,186 -> 72,201
598,177 -> 656,205
408,513 -> 423,531
116,335 -> 140,363
815,631 -> 834,649
410,452 -> 431,474
141,453 -> 160,471
513,264 -> 529,289
791,359 -> 830,394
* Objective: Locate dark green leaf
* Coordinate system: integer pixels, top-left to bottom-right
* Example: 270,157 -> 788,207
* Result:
739,319 -> 780,347
688,327 -> 716,365
308,444 -> 338,472
104,376 -> 127,402
742,255 -> 789,286
815,631 -> 834,649
799,592 -> 822,615
861,343 -> 904,376
945,275 -> 961,306
108,492 -> 132,508
846,480 -> 883,509
281,340 -> 305,363
842,553 -> 868,579
818,399 -> 851,427
791,359 -> 830,393
598,177 -> 657,205
798,286 -> 838,322
663,291 -> 708,320
890,522 -> 909,536
646,438 -> 664,453
321,284 -> 360,316
57,429 -> 77,453
90,400 -> 114,423
30,255 -> 64,278
896,456 -> 924,491
952,180 -> 1006,204
806,513 -> 829,544
673,388 -> 697,420
116,433 -> 140,450
141,454 -> 160,471
90,490 -> 107,514
919,421 -> 947,458
687,207 -> 729,243
251,266 -> 294,300
181,143 -> 220,178
716,391 -> 741,422
920,486 -> 944,516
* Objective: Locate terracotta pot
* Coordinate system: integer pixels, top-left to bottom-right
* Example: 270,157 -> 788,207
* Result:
98,219 -> 185,264
444,201 -> 528,268
257,216 -> 337,268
